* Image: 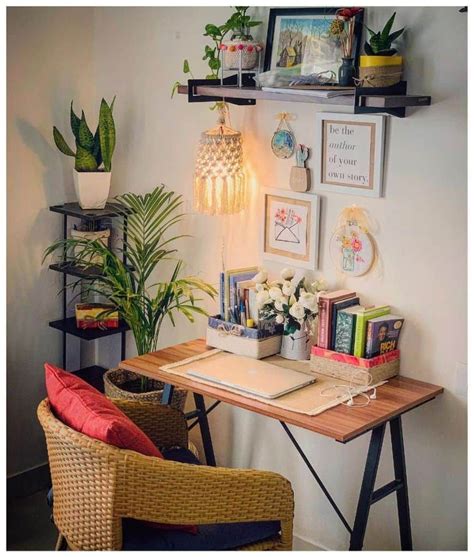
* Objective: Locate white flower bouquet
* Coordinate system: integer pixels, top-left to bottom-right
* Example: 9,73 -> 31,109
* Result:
253,268 -> 328,337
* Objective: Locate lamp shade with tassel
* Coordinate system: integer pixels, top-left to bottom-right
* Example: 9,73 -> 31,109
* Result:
193,106 -> 247,215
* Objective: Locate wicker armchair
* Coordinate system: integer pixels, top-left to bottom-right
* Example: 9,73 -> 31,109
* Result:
38,398 -> 294,551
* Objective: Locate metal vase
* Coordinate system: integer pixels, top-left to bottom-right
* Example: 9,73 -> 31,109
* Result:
280,330 -> 312,361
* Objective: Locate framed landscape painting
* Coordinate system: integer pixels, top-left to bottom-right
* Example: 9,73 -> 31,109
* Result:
262,188 -> 320,270
264,7 -> 364,79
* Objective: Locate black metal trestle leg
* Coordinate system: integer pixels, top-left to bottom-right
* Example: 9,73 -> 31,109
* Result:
193,393 -> 217,466
350,418 -> 413,551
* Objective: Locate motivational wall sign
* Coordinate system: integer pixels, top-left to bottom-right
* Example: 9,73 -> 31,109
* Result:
315,113 -> 385,198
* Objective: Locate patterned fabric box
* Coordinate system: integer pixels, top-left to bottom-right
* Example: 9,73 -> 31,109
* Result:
310,347 -> 400,386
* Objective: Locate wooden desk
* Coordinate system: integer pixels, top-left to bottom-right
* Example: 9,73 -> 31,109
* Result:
120,338 -> 443,550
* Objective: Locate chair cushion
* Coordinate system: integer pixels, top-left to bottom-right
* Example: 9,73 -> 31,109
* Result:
122,519 -> 281,551
44,363 -> 163,458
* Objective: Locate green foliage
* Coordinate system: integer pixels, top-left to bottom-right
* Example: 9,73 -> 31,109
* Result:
52,98 -> 116,172
225,7 -> 262,40
364,12 -> 405,56
43,185 -> 216,362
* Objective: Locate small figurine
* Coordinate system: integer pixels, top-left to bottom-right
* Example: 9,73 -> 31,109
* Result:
290,144 -> 311,192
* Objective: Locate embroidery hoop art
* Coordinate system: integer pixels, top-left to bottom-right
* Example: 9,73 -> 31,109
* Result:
271,112 -> 296,159
329,207 -> 377,277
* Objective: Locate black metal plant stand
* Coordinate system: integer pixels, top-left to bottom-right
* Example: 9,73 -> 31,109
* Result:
48,202 -> 130,392
167,389 -> 413,551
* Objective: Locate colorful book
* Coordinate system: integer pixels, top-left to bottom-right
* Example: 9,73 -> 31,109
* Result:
353,305 -> 391,357
334,305 -> 363,354
330,296 -> 360,350
224,267 -> 258,321
219,272 -> 225,317
365,315 -> 404,358
317,290 -> 356,349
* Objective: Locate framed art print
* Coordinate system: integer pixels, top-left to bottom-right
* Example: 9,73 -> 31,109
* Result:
264,8 -> 364,78
262,188 -> 320,270
315,113 -> 386,197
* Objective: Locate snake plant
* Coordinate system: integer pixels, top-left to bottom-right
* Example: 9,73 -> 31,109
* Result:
53,97 -> 116,172
364,12 -> 405,56
44,186 -> 216,362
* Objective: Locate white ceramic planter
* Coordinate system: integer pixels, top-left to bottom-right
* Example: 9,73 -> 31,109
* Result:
73,169 -> 111,210
280,330 -> 312,361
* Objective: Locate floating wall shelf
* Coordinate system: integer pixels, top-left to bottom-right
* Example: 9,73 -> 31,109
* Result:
179,77 -> 432,118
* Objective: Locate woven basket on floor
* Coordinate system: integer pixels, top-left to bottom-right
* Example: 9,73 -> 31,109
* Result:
104,368 -> 188,412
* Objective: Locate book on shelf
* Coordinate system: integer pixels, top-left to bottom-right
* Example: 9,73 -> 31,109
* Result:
334,305 -> 363,354
317,290 -> 356,349
261,86 -> 355,98
330,296 -> 360,350
365,315 -> 404,359
353,305 -> 391,357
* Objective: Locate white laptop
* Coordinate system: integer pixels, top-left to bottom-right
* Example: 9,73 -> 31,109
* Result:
186,360 -> 315,399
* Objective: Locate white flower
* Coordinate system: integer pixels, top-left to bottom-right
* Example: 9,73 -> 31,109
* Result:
256,290 -> 270,308
289,302 -> 305,321
253,270 -> 268,284
312,278 -> 328,292
255,283 -> 264,292
300,292 -> 318,313
280,267 -> 295,280
268,280 -> 281,288
269,286 -> 283,300
274,296 -> 288,312
282,281 -> 295,297
275,314 -> 284,324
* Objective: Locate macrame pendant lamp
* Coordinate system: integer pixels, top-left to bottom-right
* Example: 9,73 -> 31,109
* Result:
193,104 -> 247,215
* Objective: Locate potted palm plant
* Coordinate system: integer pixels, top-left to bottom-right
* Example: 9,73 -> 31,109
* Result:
53,98 -> 116,209
44,185 -> 216,409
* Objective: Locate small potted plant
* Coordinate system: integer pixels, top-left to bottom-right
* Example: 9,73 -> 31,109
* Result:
53,98 -> 116,209
44,185 -> 216,408
359,12 -> 405,87
254,268 -> 328,360
221,7 -> 263,71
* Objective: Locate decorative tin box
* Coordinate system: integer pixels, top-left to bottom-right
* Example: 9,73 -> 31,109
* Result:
310,346 -> 400,386
206,315 -> 283,359
75,303 -> 119,330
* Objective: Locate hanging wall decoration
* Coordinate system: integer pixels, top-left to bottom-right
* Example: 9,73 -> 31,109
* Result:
271,112 -> 296,159
315,113 -> 386,197
329,205 -> 376,276
290,144 -> 311,192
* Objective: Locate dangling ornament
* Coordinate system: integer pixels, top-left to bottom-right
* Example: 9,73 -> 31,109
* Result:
271,112 -> 296,159
330,206 -> 376,277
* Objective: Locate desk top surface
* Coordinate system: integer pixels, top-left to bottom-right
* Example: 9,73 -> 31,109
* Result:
119,339 -> 443,443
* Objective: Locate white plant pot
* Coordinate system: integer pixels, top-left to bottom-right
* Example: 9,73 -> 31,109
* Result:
73,169 -> 111,210
280,330 -> 312,361
222,39 -> 261,70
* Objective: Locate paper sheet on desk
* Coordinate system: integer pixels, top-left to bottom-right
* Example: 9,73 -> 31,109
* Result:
160,350 -> 386,416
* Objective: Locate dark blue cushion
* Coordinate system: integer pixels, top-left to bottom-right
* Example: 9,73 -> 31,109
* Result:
161,446 -> 201,465
122,519 -> 281,551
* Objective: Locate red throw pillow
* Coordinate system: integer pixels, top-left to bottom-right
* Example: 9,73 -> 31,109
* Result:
44,362 -> 163,458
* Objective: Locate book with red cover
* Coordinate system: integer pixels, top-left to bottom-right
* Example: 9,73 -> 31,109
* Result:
317,290 -> 356,348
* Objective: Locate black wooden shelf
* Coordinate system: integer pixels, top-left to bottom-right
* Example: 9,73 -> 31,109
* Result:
50,262 -> 134,279
49,317 -> 129,340
49,202 -> 126,221
72,365 -> 107,392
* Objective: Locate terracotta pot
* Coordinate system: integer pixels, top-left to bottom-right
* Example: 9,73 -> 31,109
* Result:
73,169 -> 111,209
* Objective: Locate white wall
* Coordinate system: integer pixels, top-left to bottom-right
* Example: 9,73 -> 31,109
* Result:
7,6 -> 466,551
7,7 -> 96,475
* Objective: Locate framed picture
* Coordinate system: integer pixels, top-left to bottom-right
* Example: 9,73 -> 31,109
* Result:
261,188 -> 320,270
263,8 -> 364,78
315,113 -> 386,197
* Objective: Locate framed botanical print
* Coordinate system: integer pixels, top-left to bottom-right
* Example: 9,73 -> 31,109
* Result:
314,113 -> 386,197
263,8 -> 364,78
261,188 -> 320,270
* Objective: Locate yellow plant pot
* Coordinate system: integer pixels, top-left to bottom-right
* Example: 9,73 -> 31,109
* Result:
359,55 -> 403,87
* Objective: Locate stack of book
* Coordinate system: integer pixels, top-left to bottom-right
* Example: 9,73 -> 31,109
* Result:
219,267 -> 259,326
317,290 -> 404,359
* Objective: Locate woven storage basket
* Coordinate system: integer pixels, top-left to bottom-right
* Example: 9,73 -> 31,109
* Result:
104,368 -> 187,411
358,55 -> 403,87
206,326 -> 282,359
310,347 -> 400,386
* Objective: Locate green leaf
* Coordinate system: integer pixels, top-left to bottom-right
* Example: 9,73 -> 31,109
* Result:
364,41 -> 375,55
53,127 -> 75,157
208,57 -> 220,70
183,59 -> 190,73
387,28 -> 405,44
248,20 -> 262,27
381,12 -> 396,42
75,143 -> 98,171
204,23 -> 220,37
78,112 -> 94,151
98,98 -> 116,172
92,127 -> 102,166
70,101 -> 81,139
171,81 -> 181,98
110,95 -> 116,113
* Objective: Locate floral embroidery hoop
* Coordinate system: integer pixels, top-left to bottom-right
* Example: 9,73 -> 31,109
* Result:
330,206 -> 376,277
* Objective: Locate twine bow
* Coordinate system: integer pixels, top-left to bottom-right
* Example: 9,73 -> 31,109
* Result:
336,205 -> 372,232
217,323 -> 243,337
354,69 -> 403,87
